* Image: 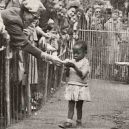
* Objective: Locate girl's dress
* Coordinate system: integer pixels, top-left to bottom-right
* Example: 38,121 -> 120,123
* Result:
65,57 -> 91,101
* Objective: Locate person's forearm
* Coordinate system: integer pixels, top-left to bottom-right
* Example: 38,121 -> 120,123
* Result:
81,71 -> 89,80
65,67 -> 70,77
22,42 -> 42,58
23,42 -> 61,64
41,31 -> 48,37
73,65 -> 83,78
36,26 -> 48,37
41,52 -> 53,61
41,52 -> 63,63
74,65 -> 89,79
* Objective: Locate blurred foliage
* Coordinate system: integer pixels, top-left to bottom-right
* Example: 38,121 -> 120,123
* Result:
40,0 -> 127,12
40,0 -> 128,11
80,0 -> 90,11
110,0 -> 126,10
90,0 -> 105,5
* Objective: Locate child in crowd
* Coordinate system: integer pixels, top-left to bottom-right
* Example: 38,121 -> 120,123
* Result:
39,18 -> 59,56
46,18 -> 60,55
59,40 -> 91,128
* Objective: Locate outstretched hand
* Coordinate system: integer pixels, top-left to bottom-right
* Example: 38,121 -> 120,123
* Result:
51,56 -> 64,66
63,59 -> 75,68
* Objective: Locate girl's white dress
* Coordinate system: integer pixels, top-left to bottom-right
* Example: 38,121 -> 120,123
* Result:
65,58 -> 91,101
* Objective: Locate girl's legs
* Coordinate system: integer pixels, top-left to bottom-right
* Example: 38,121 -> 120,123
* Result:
58,100 -> 75,128
67,100 -> 75,121
76,100 -> 84,123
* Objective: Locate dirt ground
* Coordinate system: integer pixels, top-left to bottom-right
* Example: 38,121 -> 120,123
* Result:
7,79 -> 129,129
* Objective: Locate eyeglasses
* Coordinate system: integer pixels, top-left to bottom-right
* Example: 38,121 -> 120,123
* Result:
95,11 -> 101,13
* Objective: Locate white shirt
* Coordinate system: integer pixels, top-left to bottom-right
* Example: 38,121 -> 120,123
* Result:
67,58 -> 90,86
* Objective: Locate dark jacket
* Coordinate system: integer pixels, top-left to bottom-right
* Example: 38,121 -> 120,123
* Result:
1,7 -> 29,48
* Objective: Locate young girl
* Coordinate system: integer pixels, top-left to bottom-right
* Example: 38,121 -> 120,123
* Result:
59,40 -> 91,128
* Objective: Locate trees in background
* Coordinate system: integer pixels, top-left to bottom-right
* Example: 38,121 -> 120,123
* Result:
110,0 -> 129,17
110,0 -> 126,10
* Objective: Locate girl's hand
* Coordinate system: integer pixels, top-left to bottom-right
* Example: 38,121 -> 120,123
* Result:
63,59 -> 75,68
66,62 -> 75,68
65,66 -> 70,77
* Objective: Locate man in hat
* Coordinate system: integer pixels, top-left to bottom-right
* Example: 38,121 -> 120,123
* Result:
105,8 -> 112,22
104,9 -> 122,78
0,0 -> 62,117
0,0 -> 62,64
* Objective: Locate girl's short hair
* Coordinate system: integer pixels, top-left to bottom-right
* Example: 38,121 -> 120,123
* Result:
74,40 -> 87,53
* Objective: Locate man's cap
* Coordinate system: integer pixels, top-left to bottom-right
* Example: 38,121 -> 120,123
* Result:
67,1 -> 80,9
22,0 -> 46,13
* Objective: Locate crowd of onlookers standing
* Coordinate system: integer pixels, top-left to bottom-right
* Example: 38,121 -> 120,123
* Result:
0,0 -> 128,83
0,0 -> 129,118
0,0 -> 129,62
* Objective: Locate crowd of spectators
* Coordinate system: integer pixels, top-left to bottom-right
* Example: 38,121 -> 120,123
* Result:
0,0 -> 129,60
0,0 -> 129,83
0,0 -> 129,113
0,1 -> 128,69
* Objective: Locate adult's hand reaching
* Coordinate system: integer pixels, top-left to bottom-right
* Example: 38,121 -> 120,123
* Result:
41,52 -> 63,66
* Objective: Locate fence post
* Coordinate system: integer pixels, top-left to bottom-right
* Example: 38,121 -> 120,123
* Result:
53,66 -> 57,90
26,55 -> 31,116
5,39 -> 11,126
44,62 -> 49,103
58,65 -> 64,87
